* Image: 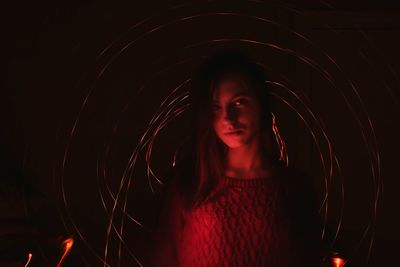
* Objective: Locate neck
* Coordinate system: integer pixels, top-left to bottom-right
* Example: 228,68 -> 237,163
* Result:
225,138 -> 273,178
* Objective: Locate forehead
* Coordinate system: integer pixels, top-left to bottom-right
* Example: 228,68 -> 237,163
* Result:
212,76 -> 255,101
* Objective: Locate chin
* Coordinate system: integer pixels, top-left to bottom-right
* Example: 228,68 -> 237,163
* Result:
222,139 -> 248,149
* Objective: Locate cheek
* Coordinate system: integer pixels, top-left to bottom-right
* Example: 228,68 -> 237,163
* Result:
212,114 -> 222,134
211,113 -> 218,132
212,115 -> 228,143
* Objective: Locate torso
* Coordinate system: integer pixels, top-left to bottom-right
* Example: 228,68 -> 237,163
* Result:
178,174 -> 292,267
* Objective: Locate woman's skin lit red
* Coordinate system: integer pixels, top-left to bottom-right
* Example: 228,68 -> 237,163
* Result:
212,77 -> 262,149
212,76 -> 272,178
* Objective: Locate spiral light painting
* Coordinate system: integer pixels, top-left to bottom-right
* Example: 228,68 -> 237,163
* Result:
38,1 -> 398,266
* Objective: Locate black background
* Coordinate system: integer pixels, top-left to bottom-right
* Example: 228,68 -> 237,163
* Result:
2,0 -> 400,266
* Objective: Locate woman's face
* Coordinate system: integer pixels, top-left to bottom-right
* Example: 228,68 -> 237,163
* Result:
212,76 -> 263,149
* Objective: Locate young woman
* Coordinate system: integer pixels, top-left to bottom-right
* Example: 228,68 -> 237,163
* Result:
149,51 -> 324,267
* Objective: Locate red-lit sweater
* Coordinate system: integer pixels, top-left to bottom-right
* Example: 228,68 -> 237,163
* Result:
150,167 -> 322,267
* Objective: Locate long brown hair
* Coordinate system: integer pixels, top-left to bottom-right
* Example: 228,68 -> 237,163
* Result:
178,50 -> 279,209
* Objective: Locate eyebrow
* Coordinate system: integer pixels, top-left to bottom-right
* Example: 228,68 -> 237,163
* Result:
212,92 -> 251,103
232,92 -> 251,98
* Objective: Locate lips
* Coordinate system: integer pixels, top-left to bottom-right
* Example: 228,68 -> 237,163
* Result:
224,130 -> 243,135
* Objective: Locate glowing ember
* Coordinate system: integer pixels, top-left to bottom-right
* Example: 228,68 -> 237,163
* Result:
24,253 -> 32,267
332,256 -> 345,267
57,237 -> 74,267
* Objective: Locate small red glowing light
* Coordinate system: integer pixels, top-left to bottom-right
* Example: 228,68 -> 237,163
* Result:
57,237 -> 74,267
24,253 -> 32,267
332,257 -> 345,267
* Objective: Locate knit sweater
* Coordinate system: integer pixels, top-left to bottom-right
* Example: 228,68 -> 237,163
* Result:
150,167 -> 322,267
179,176 -> 290,267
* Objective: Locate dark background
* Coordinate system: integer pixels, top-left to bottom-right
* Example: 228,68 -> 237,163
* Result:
2,0 -> 400,266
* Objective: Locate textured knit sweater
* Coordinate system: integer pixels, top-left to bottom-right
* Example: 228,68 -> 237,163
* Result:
179,176 -> 290,267
150,167 -> 322,267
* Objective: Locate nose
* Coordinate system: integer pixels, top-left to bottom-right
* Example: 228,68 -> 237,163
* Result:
222,106 -> 238,126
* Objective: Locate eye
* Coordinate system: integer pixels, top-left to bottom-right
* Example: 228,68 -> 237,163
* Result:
233,98 -> 248,107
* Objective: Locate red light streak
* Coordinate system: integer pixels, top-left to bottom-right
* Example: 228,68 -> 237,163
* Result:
271,112 -> 288,165
57,237 -> 74,267
24,253 -> 32,267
